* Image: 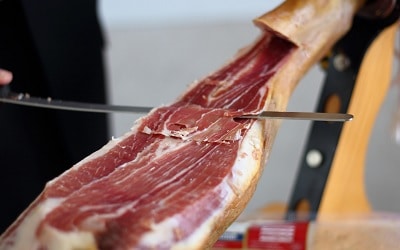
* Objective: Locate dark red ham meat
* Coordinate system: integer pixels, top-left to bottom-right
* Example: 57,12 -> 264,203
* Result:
0,33 -> 296,249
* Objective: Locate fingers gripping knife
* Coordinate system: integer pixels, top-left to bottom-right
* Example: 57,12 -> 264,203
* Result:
286,0 -> 400,220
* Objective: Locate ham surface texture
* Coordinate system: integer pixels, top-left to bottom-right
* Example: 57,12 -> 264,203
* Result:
0,0 -> 364,249
0,33 -> 294,250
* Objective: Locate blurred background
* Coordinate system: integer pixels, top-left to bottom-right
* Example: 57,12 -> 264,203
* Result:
98,1 -> 400,216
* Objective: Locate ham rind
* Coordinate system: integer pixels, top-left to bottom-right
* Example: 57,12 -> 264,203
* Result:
0,0 -> 365,249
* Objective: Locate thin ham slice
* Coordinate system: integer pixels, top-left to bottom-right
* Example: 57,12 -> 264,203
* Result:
0,0 -> 364,249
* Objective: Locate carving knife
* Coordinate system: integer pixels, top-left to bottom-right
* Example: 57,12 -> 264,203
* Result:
0,87 -> 353,122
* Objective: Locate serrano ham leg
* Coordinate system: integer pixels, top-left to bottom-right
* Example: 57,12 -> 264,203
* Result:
0,0 -> 365,249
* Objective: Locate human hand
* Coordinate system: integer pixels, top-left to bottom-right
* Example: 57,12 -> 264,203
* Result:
0,69 -> 13,85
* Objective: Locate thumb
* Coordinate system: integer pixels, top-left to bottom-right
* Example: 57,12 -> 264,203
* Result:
0,69 -> 13,85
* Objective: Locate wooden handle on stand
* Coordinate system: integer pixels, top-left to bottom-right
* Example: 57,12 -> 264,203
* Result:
255,11 -> 398,220
318,22 -> 398,217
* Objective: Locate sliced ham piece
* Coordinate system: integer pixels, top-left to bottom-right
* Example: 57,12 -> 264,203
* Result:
0,0 -> 364,249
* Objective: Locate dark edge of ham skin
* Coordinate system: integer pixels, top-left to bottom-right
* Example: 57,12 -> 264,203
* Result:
1,32 -> 296,249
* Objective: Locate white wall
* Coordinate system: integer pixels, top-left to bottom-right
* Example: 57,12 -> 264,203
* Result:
99,0 -> 283,28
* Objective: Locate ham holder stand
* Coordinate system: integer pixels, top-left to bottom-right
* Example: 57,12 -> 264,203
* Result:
286,0 -> 400,220
214,0 -> 400,248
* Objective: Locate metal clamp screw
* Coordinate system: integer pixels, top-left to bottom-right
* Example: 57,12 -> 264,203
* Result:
333,53 -> 351,71
306,149 -> 323,168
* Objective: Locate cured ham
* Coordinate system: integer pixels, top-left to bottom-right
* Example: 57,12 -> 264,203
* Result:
0,0 -> 365,249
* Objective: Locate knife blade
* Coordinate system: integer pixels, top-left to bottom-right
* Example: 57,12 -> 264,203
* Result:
0,90 -> 154,114
242,111 -> 353,122
0,87 -> 353,122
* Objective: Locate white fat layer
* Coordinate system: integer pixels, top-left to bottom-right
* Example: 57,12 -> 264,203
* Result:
139,217 -> 180,248
153,137 -> 187,158
230,121 -> 264,189
39,226 -> 96,250
2,198 -> 65,250
138,121 -> 264,249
